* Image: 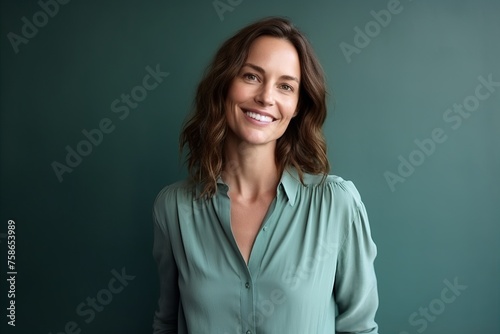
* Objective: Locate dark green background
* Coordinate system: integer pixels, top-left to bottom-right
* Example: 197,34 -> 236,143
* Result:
1,0 -> 499,333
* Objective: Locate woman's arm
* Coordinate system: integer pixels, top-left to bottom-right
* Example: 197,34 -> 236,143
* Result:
152,193 -> 180,334
334,182 -> 379,334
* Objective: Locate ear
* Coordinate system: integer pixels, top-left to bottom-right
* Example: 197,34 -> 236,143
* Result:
292,110 -> 298,118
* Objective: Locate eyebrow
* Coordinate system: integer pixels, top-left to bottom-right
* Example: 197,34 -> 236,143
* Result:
242,63 -> 300,84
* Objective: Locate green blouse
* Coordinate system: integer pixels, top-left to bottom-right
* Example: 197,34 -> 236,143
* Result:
152,167 -> 379,333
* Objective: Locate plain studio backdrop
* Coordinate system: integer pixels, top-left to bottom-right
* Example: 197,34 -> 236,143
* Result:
0,0 -> 499,333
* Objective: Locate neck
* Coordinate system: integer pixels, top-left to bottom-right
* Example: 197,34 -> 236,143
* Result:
222,137 -> 281,201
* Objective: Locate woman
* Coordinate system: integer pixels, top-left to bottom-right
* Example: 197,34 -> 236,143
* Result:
152,17 -> 379,334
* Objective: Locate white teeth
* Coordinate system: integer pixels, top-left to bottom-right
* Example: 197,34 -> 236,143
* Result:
245,111 -> 273,123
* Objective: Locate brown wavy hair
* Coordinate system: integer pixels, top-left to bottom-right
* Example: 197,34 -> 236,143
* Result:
180,16 -> 330,198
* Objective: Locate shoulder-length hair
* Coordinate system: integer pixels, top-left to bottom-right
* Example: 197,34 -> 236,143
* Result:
180,16 -> 330,198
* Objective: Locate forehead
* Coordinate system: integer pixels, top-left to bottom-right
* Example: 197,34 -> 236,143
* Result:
245,36 -> 301,79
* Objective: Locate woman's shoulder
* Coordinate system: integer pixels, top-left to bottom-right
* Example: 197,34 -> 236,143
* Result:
155,178 -> 194,197
152,178 -> 197,215
298,170 -> 363,208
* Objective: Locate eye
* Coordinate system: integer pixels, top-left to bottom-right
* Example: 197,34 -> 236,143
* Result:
279,83 -> 294,92
243,73 -> 259,81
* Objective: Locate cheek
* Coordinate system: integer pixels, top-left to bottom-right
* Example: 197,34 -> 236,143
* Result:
226,81 -> 249,104
225,101 -> 237,125
283,99 -> 299,118
225,85 -> 240,116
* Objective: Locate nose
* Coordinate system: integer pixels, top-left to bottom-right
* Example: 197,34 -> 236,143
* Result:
255,83 -> 274,106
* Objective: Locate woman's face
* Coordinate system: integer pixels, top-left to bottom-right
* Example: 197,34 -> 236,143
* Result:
225,36 -> 301,147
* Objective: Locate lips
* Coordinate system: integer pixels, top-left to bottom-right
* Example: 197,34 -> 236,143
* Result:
242,108 -> 277,123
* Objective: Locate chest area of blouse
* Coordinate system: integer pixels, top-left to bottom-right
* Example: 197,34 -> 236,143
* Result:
173,184 -> 345,283
229,194 -> 275,265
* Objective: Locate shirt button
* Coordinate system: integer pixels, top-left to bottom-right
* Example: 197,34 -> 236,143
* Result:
246,331 -> 252,334
263,226 -> 268,231
245,282 -> 250,289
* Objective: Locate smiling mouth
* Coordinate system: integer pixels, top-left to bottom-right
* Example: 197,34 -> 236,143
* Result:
242,109 -> 276,123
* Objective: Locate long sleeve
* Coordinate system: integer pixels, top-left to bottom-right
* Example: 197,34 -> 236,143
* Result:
334,182 -> 379,334
152,188 -> 179,334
